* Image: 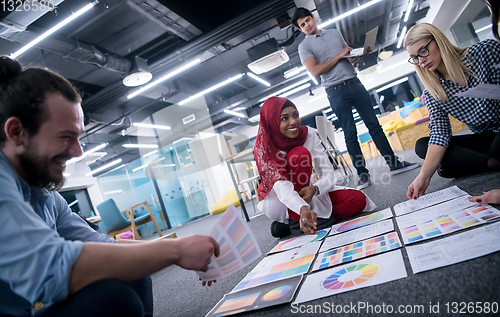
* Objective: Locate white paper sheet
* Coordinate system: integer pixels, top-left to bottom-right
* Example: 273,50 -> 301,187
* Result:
393,185 -> 468,216
197,205 -> 262,281
396,204 -> 500,245
455,83 -> 500,100
320,219 -> 394,253
268,228 -> 330,254
294,250 -> 407,304
312,232 -> 401,272
328,208 -> 393,236
407,221 -> 500,274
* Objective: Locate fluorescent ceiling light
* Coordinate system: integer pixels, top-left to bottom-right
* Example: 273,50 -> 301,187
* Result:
475,25 -> 491,33
403,0 -> 415,23
280,83 -> 311,97
104,190 -> 124,195
308,93 -> 327,103
324,108 -> 333,113
11,1 -> 98,58
284,66 -> 306,79
318,0 -> 383,28
68,200 -> 79,208
247,72 -> 271,87
224,109 -> 247,118
143,150 -> 158,157
67,143 -> 108,164
261,78 -> 310,102
86,159 -> 123,176
63,172 -> 71,177
327,113 -> 337,119
133,122 -> 171,130
378,60 -> 407,74
122,144 -> 159,149
230,100 -> 247,108
376,77 -> 409,93
132,164 -> 149,172
102,164 -> 126,176
127,59 -> 201,99
397,26 -> 408,49
308,72 -> 318,85
179,73 -> 244,106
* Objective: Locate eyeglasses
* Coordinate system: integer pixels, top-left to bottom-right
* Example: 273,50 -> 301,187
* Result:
408,39 -> 434,65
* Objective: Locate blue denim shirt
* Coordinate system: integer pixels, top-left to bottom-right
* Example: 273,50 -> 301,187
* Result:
0,150 -> 113,315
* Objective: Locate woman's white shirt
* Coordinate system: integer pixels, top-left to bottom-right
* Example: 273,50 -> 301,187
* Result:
257,126 -> 376,223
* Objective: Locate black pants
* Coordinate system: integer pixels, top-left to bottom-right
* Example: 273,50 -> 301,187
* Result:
35,276 -> 153,317
415,132 -> 500,178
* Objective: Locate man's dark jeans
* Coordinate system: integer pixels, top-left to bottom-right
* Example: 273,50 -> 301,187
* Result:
326,78 -> 397,176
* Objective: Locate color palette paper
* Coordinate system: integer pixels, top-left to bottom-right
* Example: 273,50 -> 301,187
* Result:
206,276 -> 302,317
320,219 -> 394,253
312,232 -> 401,272
294,250 -> 407,304
328,208 -> 393,236
232,243 -> 319,292
393,185 -> 468,216
396,204 -> 500,245
252,241 -> 321,273
197,205 -> 261,281
407,221 -> 500,273
268,229 -> 329,254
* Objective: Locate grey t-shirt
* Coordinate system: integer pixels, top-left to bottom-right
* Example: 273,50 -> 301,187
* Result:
298,28 -> 357,88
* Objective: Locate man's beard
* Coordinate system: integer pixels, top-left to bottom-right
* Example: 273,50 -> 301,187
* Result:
17,148 -> 70,191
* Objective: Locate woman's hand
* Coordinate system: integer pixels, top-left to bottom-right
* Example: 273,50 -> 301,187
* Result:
299,206 -> 317,235
468,189 -> 500,204
299,185 -> 316,204
407,173 -> 430,200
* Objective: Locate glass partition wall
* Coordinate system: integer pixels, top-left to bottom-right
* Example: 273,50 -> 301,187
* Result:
96,96 -> 248,236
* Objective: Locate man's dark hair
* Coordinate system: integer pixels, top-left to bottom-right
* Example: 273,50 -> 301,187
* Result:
0,56 -> 81,146
291,7 -> 313,29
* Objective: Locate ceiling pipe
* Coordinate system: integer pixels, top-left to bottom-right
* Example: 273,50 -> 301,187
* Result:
379,0 -> 394,44
82,0 -> 296,113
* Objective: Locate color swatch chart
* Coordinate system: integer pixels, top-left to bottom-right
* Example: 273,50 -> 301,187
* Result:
328,208 -> 393,236
320,219 -> 394,253
396,204 -> 500,245
268,229 -> 329,254
294,250 -> 408,304
406,221 -> 500,274
312,232 -> 401,272
252,241 -> 321,273
197,205 -> 261,281
393,185 -> 467,216
206,276 -> 302,317
232,252 -> 314,292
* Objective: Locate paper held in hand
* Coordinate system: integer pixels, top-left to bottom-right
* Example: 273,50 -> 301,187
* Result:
196,205 -> 262,281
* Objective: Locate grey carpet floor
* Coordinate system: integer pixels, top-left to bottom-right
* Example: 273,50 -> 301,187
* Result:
151,148 -> 500,317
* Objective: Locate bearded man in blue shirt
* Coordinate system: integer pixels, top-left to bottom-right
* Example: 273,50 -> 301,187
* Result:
0,56 -> 219,317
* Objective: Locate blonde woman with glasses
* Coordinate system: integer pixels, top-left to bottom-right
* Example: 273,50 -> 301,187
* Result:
403,23 -> 500,201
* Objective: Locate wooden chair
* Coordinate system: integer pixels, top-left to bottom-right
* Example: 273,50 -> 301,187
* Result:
127,201 -> 163,240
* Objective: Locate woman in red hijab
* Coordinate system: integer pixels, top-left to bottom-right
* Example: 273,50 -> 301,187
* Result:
255,97 -> 376,238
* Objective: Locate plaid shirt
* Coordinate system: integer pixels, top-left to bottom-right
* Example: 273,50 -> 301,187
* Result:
425,39 -> 500,147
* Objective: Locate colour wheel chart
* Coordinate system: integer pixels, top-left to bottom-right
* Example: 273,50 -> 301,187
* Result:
206,276 -> 302,317
396,204 -> 500,245
312,232 -> 401,272
294,250 -> 408,304
268,229 -> 329,254
321,263 -> 379,290
328,208 -> 393,236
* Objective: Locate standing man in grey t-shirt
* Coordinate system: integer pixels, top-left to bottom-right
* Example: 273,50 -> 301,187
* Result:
292,7 -> 419,189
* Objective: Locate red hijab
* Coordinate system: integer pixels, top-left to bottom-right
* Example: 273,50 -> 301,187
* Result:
254,97 -> 308,201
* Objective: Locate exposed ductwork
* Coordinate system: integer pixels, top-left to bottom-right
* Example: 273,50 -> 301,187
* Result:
64,44 -> 132,74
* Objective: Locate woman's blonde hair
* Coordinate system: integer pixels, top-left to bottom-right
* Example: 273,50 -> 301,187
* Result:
404,23 -> 472,102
